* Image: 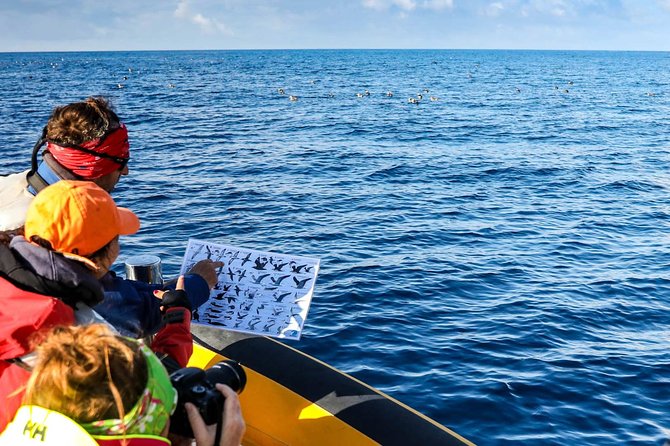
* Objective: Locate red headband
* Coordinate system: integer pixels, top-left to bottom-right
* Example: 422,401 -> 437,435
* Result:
46,123 -> 130,179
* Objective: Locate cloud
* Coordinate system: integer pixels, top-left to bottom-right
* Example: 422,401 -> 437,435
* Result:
658,0 -> 670,11
363,0 -> 454,11
516,0 -> 575,19
423,0 -> 454,10
174,0 -> 230,34
363,0 -> 415,10
485,1 -> 505,17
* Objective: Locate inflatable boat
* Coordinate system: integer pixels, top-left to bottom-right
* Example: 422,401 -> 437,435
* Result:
189,325 -> 474,446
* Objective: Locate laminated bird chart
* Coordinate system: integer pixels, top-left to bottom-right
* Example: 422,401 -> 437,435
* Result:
179,238 -> 320,340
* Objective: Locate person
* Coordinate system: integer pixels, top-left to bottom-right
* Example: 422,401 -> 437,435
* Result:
0,180 -> 212,430
0,324 -> 246,446
0,96 -> 129,239
0,96 -> 221,313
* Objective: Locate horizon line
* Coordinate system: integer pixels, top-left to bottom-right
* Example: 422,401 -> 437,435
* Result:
1,47 -> 669,55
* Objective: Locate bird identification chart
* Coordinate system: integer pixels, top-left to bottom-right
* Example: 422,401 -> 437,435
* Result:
179,238 -> 320,340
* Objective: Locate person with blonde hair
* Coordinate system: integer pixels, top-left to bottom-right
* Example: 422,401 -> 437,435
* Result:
0,324 -> 245,446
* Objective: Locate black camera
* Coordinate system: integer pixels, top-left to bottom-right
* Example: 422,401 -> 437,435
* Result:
169,360 -> 246,438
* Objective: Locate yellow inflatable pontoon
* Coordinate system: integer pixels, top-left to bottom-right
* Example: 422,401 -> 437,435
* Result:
189,326 -> 474,446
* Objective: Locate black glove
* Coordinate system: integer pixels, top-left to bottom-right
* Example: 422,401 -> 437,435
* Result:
158,289 -> 192,313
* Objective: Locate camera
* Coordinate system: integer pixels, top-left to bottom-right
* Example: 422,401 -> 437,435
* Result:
169,359 -> 247,438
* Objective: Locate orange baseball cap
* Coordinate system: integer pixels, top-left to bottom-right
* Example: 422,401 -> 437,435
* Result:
24,180 -> 140,258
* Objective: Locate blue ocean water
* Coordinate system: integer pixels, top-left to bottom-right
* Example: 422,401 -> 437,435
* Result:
1,49 -> 670,445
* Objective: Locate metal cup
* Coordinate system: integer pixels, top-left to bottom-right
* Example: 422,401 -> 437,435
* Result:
124,254 -> 163,285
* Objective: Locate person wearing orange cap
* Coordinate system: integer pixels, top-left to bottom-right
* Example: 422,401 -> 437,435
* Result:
0,181 -> 197,431
0,96 -> 221,313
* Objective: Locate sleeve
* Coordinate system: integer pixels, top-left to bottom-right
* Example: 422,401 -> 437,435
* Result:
97,272 -> 209,338
163,274 -> 211,309
150,308 -> 194,369
96,274 -> 163,337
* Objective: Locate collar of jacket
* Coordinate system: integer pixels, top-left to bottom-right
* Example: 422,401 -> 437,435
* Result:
2,236 -> 104,307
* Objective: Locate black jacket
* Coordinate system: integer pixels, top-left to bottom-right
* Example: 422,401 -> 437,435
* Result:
0,236 -> 103,308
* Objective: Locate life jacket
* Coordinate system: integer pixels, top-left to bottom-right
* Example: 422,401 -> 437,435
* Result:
0,276 -> 76,431
0,406 -> 170,445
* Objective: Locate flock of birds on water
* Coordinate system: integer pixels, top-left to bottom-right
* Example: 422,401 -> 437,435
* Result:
26,60 -> 661,104
276,87 -> 442,104
36,61 -> 659,103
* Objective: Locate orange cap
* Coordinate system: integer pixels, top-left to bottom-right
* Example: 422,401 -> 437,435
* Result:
24,180 -> 140,257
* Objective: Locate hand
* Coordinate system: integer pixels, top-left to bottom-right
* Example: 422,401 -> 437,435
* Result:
154,276 -> 191,312
187,259 -> 224,290
186,384 -> 245,446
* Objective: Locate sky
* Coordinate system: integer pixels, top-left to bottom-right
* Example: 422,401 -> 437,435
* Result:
1,0 -> 670,52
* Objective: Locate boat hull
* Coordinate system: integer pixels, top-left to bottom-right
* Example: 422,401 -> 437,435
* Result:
189,325 -> 474,446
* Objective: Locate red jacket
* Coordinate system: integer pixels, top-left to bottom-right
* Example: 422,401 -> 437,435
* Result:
0,276 -> 193,432
151,307 -> 194,368
0,277 -> 75,430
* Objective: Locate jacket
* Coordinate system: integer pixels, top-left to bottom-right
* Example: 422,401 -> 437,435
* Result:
0,170 -> 32,232
0,406 -> 170,445
0,154 -> 81,233
0,238 -> 194,431
96,271 -> 209,338
0,235 -> 208,337
0,275 -> 78,431
0,274 -> 192,431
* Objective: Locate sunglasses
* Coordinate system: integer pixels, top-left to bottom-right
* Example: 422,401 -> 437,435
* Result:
68,142 -> 130,170
68,124 -> 130,170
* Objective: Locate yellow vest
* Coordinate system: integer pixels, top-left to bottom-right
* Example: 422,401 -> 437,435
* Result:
0,406 -> 171,446
0,405 -> 98,445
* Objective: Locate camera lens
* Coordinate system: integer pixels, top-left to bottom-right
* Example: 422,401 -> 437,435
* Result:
205,360 -> 246,393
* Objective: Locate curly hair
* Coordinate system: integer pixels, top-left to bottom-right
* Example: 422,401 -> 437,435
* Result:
23,324 -> 147,423
45,97 -> 120,146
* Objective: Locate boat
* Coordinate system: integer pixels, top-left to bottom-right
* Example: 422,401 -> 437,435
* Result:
189,325 -> 475,446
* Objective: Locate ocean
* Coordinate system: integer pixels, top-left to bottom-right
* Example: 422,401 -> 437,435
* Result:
1,49 -> 669,445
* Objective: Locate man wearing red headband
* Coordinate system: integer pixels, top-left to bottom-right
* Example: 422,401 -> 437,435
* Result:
0,96 -> 129,235
0,97 -> 221,339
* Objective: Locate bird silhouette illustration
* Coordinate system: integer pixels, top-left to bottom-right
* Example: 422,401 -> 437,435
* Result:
253,257 -> 268,270
247,318 -> 262,330
228,250 -> 240,261
272,261 -> 288,271
251,273 -> 270,284
291,263 -> 307,273
240,252 -> 252,266
271,275 -> 290,286
293,277 -> 312,289
274,292 -> 292,302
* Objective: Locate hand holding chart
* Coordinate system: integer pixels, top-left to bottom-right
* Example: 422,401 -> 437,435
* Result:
180,238 -> 320,340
